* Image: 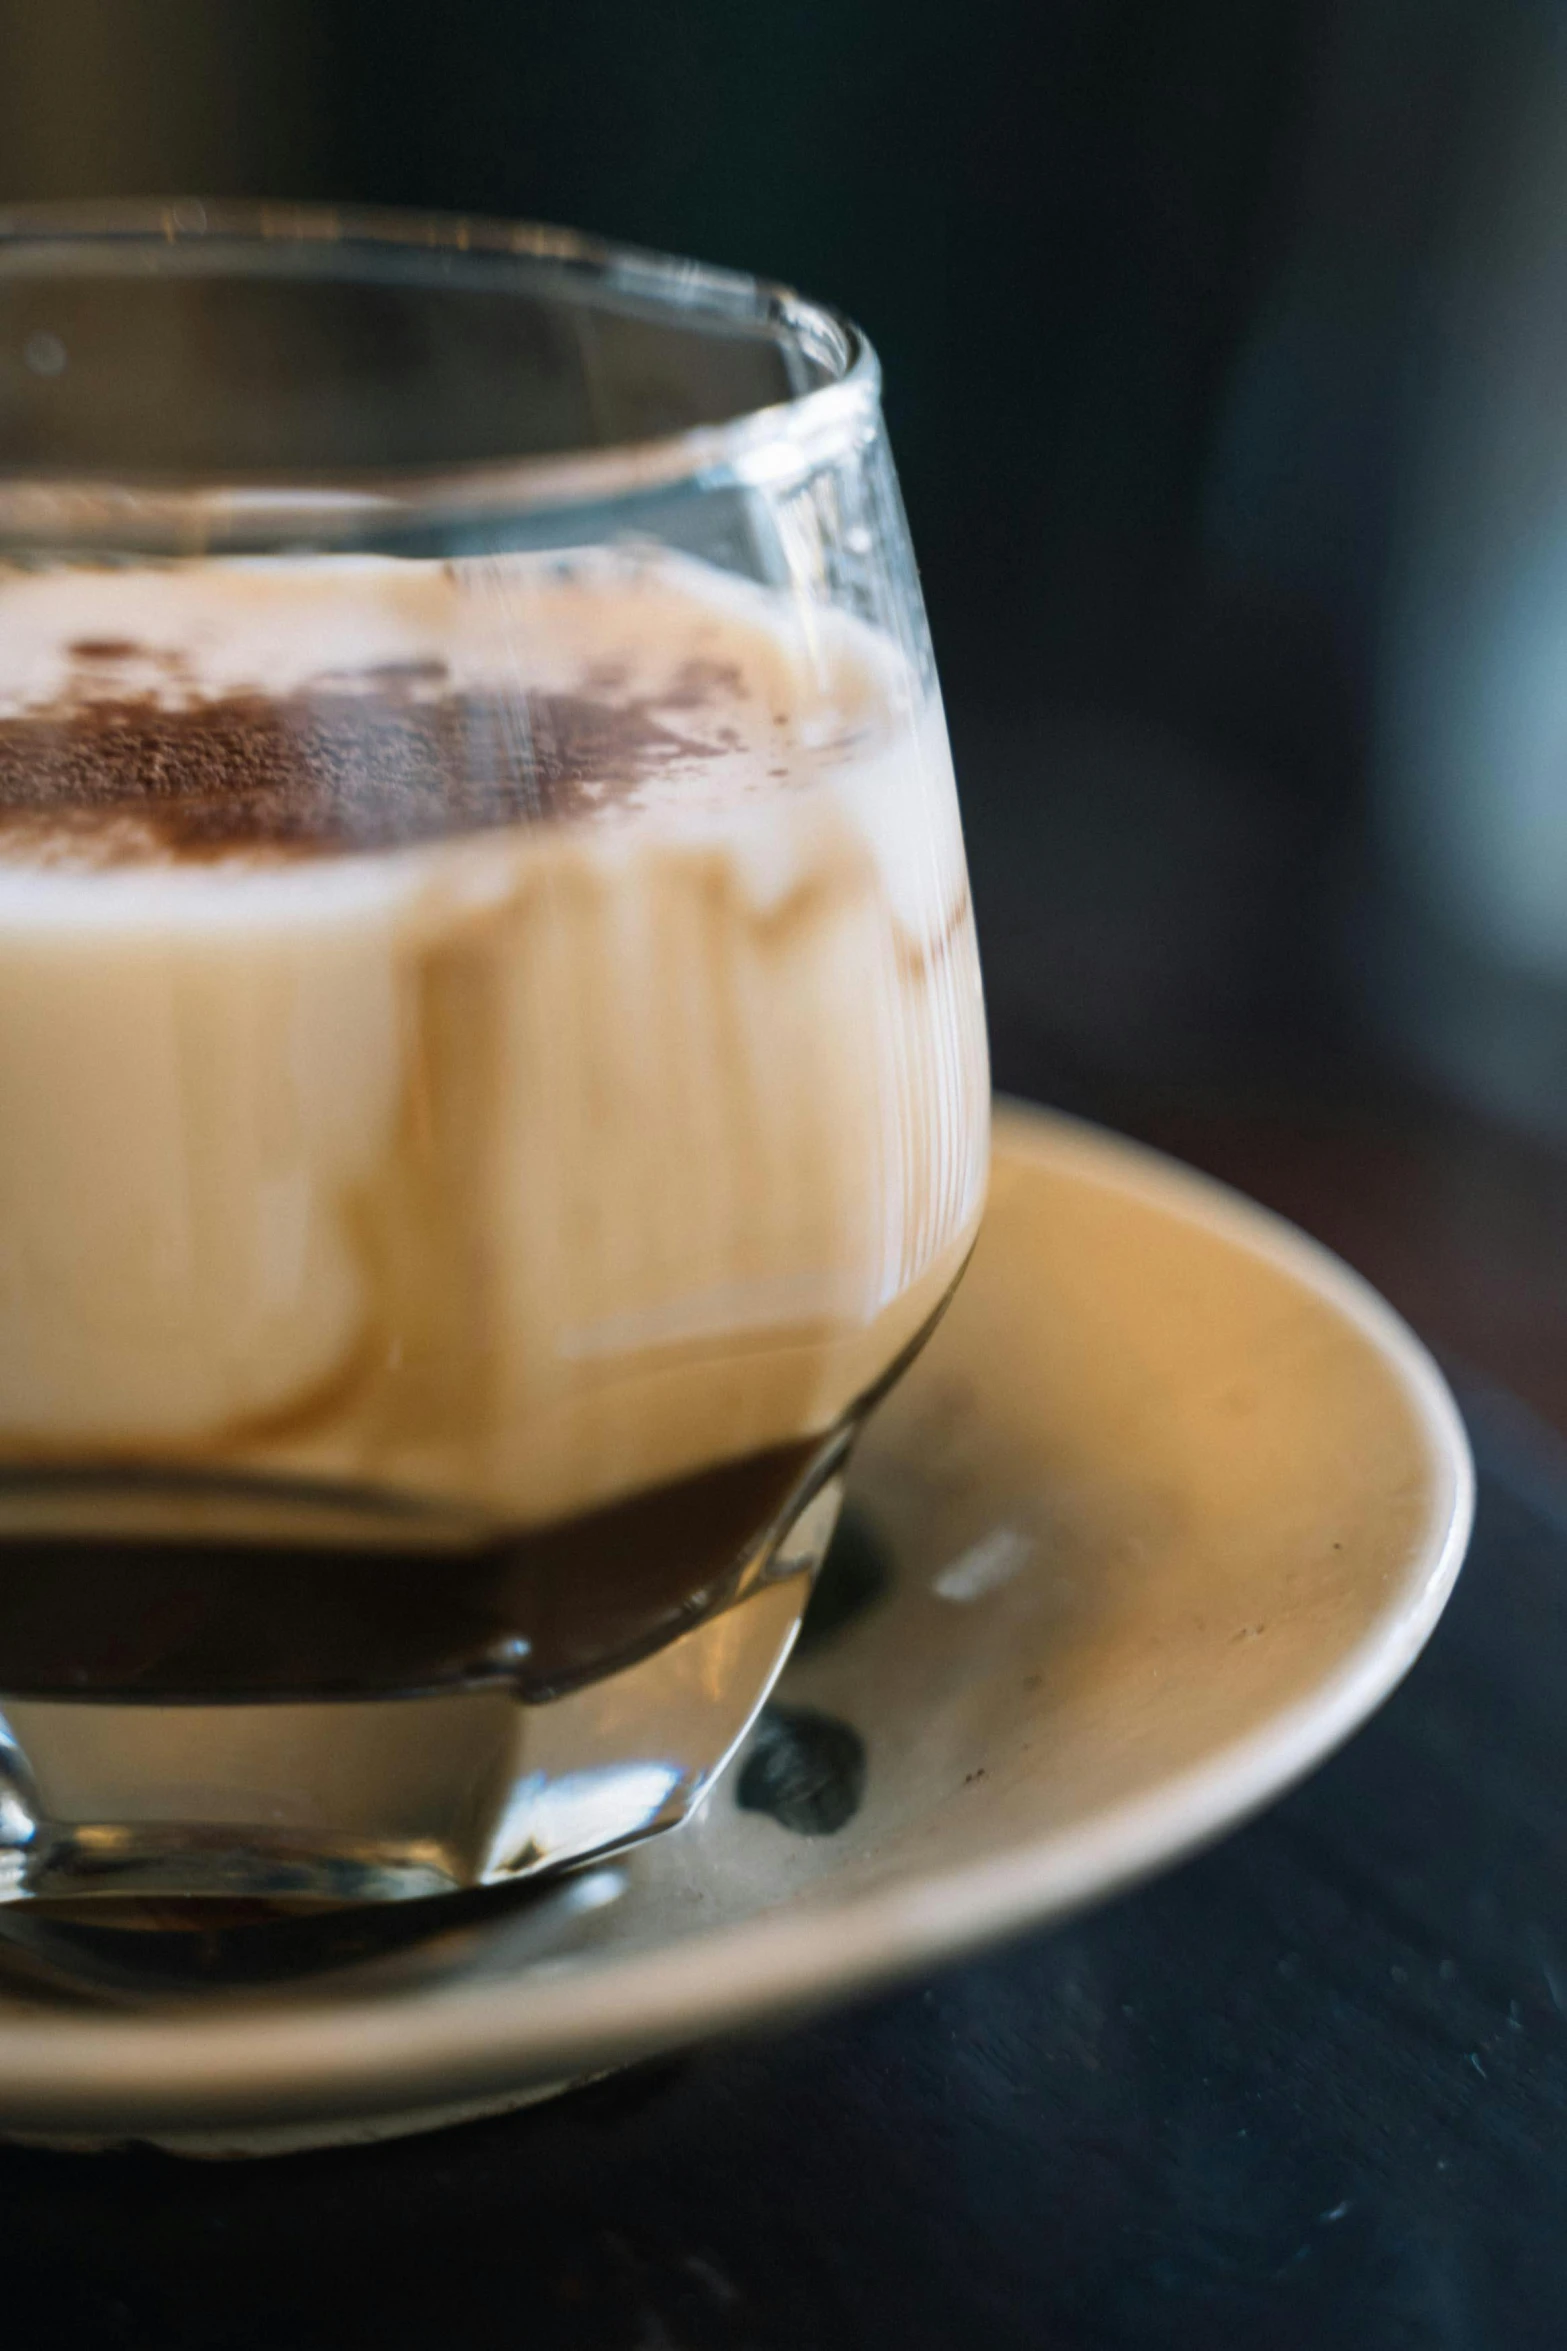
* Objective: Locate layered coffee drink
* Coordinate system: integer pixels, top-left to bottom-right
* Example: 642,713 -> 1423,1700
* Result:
0,550 -> 988,1708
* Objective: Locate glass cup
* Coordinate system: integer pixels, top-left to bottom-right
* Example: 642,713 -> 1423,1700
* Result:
0,202 -> 988,1909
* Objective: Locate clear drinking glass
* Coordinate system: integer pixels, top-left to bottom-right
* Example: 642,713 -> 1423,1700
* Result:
0,202 -> 988,1909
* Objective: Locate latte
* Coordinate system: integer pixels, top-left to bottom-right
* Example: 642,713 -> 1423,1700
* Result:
0,549 -> 988,1566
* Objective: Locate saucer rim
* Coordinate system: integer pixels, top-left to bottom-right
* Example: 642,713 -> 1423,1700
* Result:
0,1098 -> 1475,2133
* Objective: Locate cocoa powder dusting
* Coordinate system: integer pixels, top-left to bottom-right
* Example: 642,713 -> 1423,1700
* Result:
0,677 -> 737,860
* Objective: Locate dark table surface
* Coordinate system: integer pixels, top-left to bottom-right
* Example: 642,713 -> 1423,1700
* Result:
5,1084 -> 1566,2351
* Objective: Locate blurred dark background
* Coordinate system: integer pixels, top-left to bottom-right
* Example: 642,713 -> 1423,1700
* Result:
3,0 -> 1566,1415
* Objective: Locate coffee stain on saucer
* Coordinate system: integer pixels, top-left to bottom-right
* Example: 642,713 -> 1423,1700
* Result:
736,1704 -> 866,1837
795,1501 -> 892,1654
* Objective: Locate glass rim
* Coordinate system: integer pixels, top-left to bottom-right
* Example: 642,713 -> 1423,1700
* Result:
0,198 -> 882,549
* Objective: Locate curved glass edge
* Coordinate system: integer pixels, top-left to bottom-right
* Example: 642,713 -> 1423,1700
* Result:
0,199 -> 883,554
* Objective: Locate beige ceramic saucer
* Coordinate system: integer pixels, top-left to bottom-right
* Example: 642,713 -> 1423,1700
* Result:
0,1099 -> 1472,2154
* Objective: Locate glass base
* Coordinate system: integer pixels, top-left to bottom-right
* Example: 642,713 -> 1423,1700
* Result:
0,1481 -> 841,1909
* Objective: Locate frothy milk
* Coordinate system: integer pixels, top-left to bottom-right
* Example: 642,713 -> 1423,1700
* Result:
0,551 -> 988,1531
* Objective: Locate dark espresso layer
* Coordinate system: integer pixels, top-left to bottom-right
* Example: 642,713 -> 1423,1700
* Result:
0,1438 -> 828,1703
0,674 -> 744,860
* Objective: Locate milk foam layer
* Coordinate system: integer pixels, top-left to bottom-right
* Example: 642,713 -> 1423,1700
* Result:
0,552 -> 988,1528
